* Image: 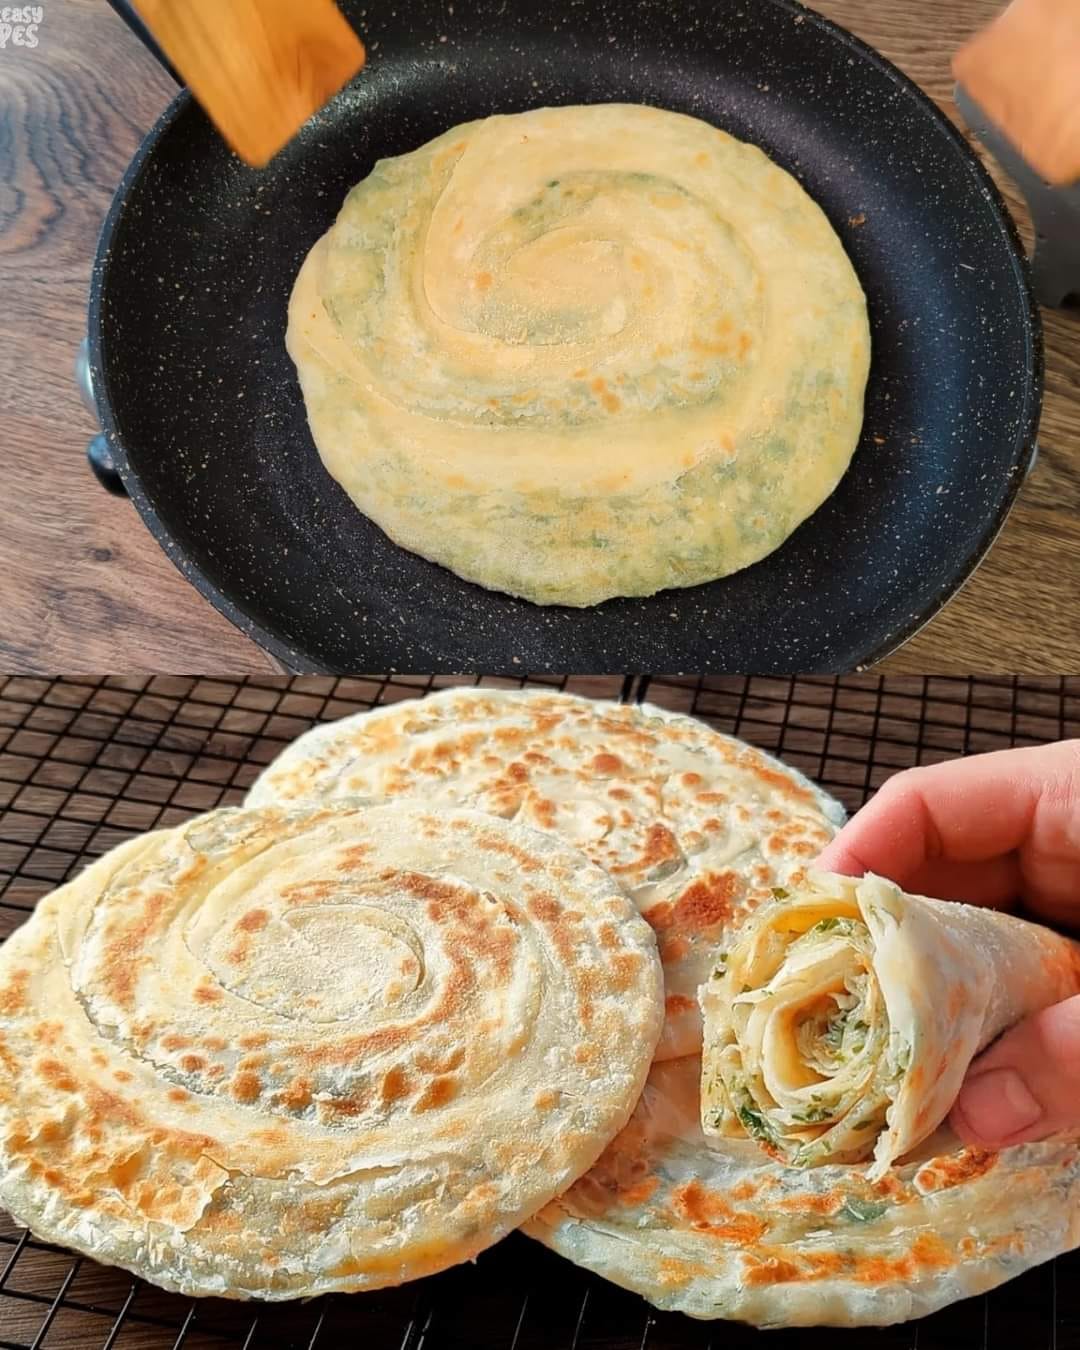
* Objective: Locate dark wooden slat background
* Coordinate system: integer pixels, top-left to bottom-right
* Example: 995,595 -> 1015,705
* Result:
1,0 -> 1078,673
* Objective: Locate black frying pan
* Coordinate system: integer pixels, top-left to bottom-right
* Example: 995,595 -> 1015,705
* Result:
85,0 -> 1042,674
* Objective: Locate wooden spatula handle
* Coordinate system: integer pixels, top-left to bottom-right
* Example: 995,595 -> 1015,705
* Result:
954,0 -> 1080,186
133,0 -> 365,167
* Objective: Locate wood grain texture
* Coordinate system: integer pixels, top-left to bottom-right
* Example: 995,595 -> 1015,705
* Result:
0,0 -> 1078,674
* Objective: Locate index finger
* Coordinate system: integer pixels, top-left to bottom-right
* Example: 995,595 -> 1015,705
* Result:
814,742 -> 1080,916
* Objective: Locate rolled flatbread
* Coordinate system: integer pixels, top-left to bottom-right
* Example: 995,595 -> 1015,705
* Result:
246,688 -> 844,1059
0,802 -> 661,1299
700,872 -> 1080,1177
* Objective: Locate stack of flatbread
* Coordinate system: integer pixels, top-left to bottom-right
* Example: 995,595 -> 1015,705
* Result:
1,688 -> 1079,1327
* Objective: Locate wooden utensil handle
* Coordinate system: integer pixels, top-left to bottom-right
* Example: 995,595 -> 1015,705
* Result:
125,0 -> 366,167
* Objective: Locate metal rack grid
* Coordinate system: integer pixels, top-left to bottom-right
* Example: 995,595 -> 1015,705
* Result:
0,674 -> 1078,1350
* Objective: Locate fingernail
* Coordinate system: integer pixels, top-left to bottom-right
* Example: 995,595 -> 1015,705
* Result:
954,1067 -> 1043,1144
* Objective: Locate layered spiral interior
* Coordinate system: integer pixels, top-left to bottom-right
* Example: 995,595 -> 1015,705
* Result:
246,688 -> 845,1060
700,889 -> 901,1167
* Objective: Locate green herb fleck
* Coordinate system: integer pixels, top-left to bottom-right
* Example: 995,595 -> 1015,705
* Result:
771,886 -> 790,901
737,1101 -> 778,1145
791,1104 -> 834,1125
840,1198 -> 888,1224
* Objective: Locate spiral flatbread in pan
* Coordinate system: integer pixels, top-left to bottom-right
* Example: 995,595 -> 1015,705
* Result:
0,803 -> 661,1298
287,103 -> 871,606
246,688 -> 845,1060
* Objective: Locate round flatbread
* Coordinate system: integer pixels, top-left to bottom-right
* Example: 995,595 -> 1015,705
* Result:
525,1054 -> 1080,1327
287,103 -> 871,606
0,802 -> 661,1299
246,688 -> 845,1059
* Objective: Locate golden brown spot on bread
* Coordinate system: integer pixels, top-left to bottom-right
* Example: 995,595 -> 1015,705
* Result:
279,1077 -> 313,1110
671,1181 -> 767,1245
336,844 -> 372,871
916,1147 -> 997,1191
167,1088 -> 189,1103
532,797 -> 557,829
748,760 -> 813,802
664,994 -> 696,1015
236,908 -> 269,933
474,833 -> 540,872
0,969 -> 29,1015
610,822 -> 679,876
590,752 -> 623,775
380,1065 -> 412,1104
161,1034 -> 191,1052
743,1256 -> 803,1286
322,1095 -> 369,1119
649,872 -> 738,935
775,1191 -> 842,1216
194,983 -> 222,1005
179,1055 -> 206,1074
535,1089 -> 560,1110
598,922 -> 622,951
231,1072 -> 261,1103
100,891 -> 168,1008
239,1032 -> 269,1050
281,879 -> 336,905
474,271 -> 493,291
413,1076 -> 457,1112
659,933 -> 690,962
415,1046 -> 466,1074
37,1059 -> 75,1093
203,1036 -> 227,1052
113,1069 -> 132,1084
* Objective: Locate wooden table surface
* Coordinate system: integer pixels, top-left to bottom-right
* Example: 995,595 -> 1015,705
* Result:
2,0 -> 1078,675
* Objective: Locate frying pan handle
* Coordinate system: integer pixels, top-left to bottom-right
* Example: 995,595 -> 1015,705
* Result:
102,0 -> 183,86
75,339 -> 128,498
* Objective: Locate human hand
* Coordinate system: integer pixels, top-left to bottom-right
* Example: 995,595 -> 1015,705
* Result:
815,740 -> 1080,1150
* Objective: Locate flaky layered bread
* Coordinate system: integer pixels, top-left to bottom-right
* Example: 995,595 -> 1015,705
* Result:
526,1054 -> 1080,1327
287,104 -> 870,605
700,872 -> 1080,1177
246,689 -> 845,1058
0,803 -> 662,1298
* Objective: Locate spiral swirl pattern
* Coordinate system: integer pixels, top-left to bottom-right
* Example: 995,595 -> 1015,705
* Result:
288,104 -> 870,605
0,803 -> 661,1298
246,688 -> 845,1060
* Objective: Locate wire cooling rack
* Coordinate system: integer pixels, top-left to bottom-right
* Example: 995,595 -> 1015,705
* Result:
0,674 -> 1078,1350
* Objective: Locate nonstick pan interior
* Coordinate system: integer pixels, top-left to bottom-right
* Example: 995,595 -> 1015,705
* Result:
89,0 -> 1041,673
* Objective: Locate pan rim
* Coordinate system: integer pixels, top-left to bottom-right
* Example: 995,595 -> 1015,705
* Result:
86,0 -> 1044,675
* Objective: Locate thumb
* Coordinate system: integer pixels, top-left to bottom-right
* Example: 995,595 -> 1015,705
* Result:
950,995 -> 1080,1148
